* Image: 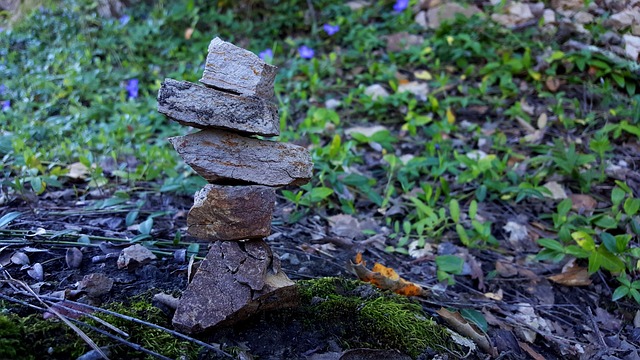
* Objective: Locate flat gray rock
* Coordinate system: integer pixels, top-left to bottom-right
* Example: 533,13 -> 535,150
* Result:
158,79 -> 279,136
200,37 -> 277,99
169,129 -> 313,187
187,184 -> 276,241
172,240 -> 297,333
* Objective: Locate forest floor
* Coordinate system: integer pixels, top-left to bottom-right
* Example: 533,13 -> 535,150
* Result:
2,0 -> 640,359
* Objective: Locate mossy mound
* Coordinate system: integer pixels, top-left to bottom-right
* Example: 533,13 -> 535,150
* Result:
297,277 -> 456,358
0,294 -> 202,360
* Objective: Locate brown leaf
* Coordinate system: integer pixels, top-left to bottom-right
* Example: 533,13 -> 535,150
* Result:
548,265 -> 592,286
436,308 -> 497,356
569,194 -> 597,214
495,261 -> 518,278
545,77 -> 562,92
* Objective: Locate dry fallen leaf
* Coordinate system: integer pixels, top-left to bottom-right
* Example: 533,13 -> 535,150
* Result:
569,194 -> 597,214
543,181 -> 567,200
184,27 -> 194,40
436,308 -> 497,356
66,162 -> 90,180
548,265 -> 592,286
545,77 -> 562,92
350,253 -> 427,296
484,288 -> 504,301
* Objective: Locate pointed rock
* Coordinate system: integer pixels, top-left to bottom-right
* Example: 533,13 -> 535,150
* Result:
187,184 -> 276,241
169,129 -> 313,187
158,79 -> 279,136
200,37 -> 277,99
172,240 -> 298,333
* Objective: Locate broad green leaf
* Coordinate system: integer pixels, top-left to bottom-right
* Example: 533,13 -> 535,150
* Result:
139,217 -> 154,235
612,286 -> 629,301
631,288 -> 640,304
460,308 -> 488,332
557,198 -> 572,217
469,200 -> 478,219
624,198 -> 640,216
126,211 -> 139,227
449,199 -> 460,223
456,224 -> 470,247
593,216 -> 617,229
187,243 -> 200,256
588,251 -> 603,273
30,177 -> 44,194
0,212 -> 21,228
537,238 -> 564,252
435,255 -> 464,274
597,247 -> 626,273
565,245 -> 590,258
612,187 -> 625,206
305,187 -> 334,203
600,232 -> 617,254
572,231 -> 595,251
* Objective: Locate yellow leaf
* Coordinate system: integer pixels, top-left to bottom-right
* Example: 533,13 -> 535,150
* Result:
446,36 -> 454,45
421,47 -> 432,55
446,107 -> 455,124
414,70 -> 432,81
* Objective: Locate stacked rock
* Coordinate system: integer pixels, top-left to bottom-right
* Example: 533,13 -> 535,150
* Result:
157,37 -> 313,334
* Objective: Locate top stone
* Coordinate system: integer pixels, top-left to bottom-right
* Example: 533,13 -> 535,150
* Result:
200,37 -> 277,99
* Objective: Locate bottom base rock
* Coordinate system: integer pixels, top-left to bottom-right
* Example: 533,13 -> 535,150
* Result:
172,239 -> 297,333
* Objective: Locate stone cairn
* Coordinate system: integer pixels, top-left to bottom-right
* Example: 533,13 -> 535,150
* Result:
157,37 -> 313,334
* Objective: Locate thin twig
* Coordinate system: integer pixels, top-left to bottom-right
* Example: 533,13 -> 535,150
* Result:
44,300 -> 130,338
68,318 -> 173,360
36,295 -> 233,359
0,276 -> 110,360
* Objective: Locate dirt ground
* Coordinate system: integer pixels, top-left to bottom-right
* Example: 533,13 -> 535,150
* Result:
1,186 -> 639,360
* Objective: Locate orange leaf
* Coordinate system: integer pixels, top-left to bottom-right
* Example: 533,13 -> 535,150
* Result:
350,254 -> 427,297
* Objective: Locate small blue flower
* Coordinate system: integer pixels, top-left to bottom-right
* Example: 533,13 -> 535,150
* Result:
126,78 -> 139,99
323,24 -> 340,36
2,100 -> 10,111
119,15 -> 130,25
393,0 -> 409,12
259,48 -> 273,61
298,45 -> 315,59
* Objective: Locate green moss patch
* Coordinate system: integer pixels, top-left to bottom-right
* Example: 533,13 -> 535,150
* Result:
297,277 -> 456,358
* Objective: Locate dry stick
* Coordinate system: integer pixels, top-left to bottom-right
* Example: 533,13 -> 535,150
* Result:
44,300 -> 130,338
67,318 -> 173,360
36,295 -> 233,359
0,293 -> 164,359
0,277 -> 110,360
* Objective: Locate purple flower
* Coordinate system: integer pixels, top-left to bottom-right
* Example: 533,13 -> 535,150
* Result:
119,15 -> 130,25
259,48 -> 273,61
2,100 -> 10,111
298,45 -> 315,59
323,23 -> 340,36
126,78 -> 139,99
393,0 -> 409,12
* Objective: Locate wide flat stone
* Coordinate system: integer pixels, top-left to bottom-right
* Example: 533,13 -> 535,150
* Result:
200,37 -> 277,99
172,240 -> 297,333
157,79 -> 279,136
169,129 -> 313,187
187,184 -> 276,241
